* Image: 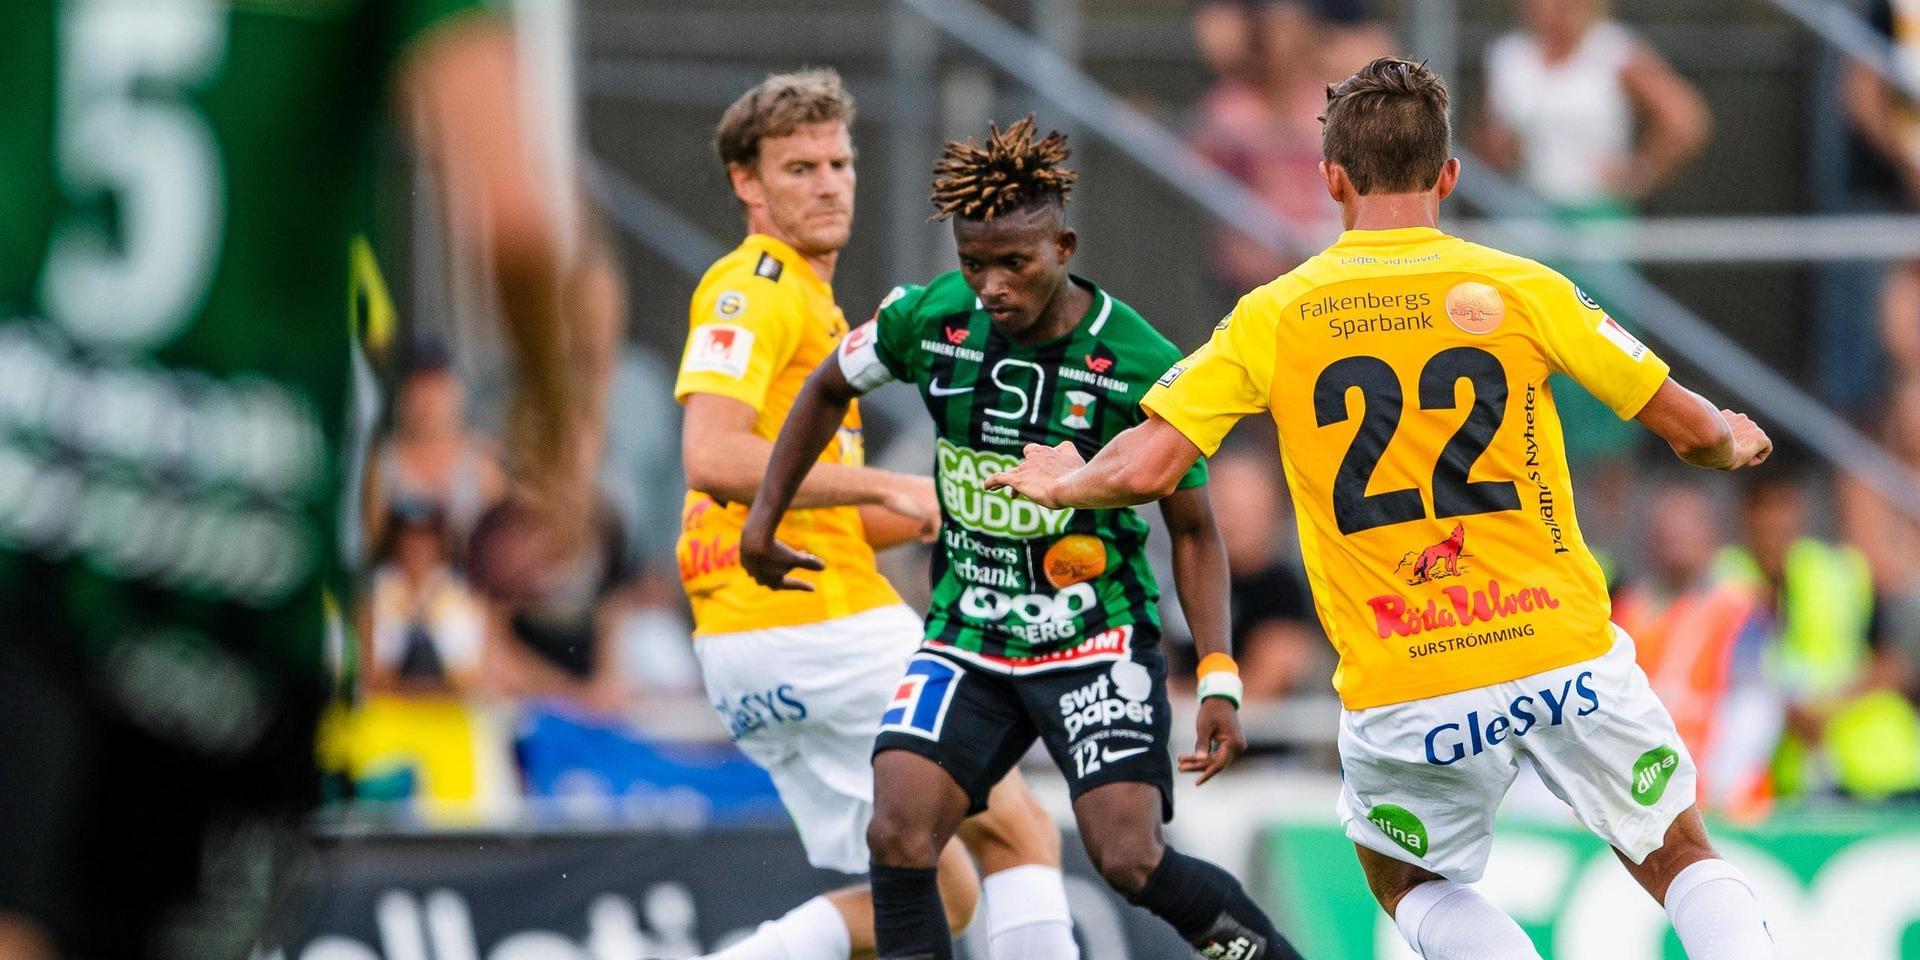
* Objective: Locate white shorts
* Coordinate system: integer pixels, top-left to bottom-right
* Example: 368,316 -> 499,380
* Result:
694,603 -> 922,873
1336,626 -> 1696,882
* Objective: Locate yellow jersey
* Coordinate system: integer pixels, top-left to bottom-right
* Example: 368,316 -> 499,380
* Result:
1143,227 -> 1670,709
674,234 -> 901,636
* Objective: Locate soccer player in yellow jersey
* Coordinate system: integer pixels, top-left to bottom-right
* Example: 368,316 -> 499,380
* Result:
673,70 -> 1076,960
990,58 -> 1777,960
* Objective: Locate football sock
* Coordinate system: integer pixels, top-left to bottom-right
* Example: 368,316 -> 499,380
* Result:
1392,880 -> 1541,960
982,864 -> 1079,959
1662,859 -> 1774,960
1130,849 -> 1304,960
699,895 -> 850,960
871,864 -> 950,960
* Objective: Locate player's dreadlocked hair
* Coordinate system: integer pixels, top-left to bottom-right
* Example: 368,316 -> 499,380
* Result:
929,116 -> 1077,221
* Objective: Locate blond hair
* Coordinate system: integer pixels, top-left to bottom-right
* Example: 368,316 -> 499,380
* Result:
713,68 -> 856,170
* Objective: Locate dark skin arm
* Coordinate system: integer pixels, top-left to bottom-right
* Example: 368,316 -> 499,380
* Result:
1161,485 -> 1247,786
738,356 -> 868,591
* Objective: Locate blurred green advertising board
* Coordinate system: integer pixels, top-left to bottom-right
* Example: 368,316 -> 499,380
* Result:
1266,813 -> 1920,959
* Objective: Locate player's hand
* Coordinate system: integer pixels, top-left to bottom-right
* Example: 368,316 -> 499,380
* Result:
740,531 -> 826,592
1179,697 -> 1246,786
1721,409 -> 1773,469
983,441 -> 1086,510
878,474 -> 941,543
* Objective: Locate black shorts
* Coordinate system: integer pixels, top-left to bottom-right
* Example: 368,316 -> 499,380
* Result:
0,608 -> 321,960
873,639 -> 1175,821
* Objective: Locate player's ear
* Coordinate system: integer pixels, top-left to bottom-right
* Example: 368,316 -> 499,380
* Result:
729,161 -> 764,210
1320,160 -> 1352,204
1055,226 -> 1078,264
1434,157 -> 1461,201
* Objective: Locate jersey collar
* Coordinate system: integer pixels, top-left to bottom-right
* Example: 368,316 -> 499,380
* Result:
1333,226 -> 1451,247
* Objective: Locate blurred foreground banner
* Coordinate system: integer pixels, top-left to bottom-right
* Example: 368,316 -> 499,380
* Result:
261,826 -> 1190,959
1267,812 -> 1920,959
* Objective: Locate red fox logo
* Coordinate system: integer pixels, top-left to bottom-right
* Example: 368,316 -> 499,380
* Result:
1398,523 -> 1467,585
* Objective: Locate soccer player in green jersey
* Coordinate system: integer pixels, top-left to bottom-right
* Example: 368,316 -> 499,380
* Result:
739,119 -> 1305,960
0,3 -> 586,959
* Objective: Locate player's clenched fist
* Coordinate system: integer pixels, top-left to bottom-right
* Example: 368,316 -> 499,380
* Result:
1721,409 -> 1773,469
985,440 -> 1085,509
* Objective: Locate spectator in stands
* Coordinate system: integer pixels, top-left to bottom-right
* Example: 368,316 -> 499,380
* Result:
1720,474 -> 1920,801
365,346 -> 509,557
468,497 -> 633,714
360,503 -> 495,697
1841,378 -> 1920,677
1176,448 -> 1324,701
1478,0 -> 1710,214
1187,0 -> 1392,297
1613,483 -> 1776,815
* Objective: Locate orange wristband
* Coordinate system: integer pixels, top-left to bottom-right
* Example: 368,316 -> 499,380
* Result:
1196,653 -> 1239,678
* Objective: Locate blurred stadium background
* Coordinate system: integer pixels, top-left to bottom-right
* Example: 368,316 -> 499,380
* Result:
287,0 -> 1920,957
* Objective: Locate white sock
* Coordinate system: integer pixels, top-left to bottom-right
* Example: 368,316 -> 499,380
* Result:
1392,880 -> 1541,960
982,864 -> 1079,959
1663,859 -> 1774,960
701,895 -> 850,960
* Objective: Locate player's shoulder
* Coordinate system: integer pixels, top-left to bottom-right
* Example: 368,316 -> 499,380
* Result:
1233,260 -> 1331,324
892,270 -> 976,317
1448,239 -> 1584,304
1084,281 -> 1179,356
691,240 -> 803,324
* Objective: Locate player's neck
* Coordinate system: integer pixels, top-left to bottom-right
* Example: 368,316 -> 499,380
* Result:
1342,194 -> 1442,233
1019,276 -> 1092,347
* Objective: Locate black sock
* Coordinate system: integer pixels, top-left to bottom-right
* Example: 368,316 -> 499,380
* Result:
1131,848 -> 1305,960
871,863 -> 951,960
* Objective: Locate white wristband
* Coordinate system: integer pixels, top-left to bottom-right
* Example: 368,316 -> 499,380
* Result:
1197,671 -> 1243,709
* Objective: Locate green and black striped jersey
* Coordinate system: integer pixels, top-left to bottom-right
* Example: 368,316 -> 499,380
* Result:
838,271 -> 1207,668
0,0 -> 486,682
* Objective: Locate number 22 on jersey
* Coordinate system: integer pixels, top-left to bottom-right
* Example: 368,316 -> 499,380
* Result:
1315,346 -> 1522,536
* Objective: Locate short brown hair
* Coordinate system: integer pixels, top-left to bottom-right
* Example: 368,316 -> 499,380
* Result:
1321,58 -> 1451,194
714,68 -> 856,170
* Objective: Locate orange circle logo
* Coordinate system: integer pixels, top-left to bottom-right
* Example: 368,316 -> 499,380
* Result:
1043,534 -> 1108,588
1445,282 -> 1504,334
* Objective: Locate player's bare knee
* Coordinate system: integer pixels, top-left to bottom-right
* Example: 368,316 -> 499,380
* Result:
1085,829 -> 1164,897
867,805 -> 942,869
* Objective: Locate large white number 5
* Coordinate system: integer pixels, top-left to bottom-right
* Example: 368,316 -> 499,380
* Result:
40,0 -> 226,351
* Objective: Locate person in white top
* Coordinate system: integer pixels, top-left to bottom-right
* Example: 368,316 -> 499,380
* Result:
1478,0 -> 1710,213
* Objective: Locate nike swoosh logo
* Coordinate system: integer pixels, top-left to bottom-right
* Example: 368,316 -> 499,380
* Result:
1101,746 -> 1151,763
928,378 -> 974,397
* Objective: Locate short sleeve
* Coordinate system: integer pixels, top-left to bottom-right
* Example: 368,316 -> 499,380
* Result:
1139,296 -> 1276,458
838,284 -> 920,392
674,281 -> 800,410
1526,274 -> 1671,420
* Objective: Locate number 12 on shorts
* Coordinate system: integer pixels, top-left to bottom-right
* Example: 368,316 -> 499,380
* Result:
1073,739 -> 1102,779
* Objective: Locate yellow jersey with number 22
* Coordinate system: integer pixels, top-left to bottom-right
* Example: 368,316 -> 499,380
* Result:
1143,227 -> 1669,709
